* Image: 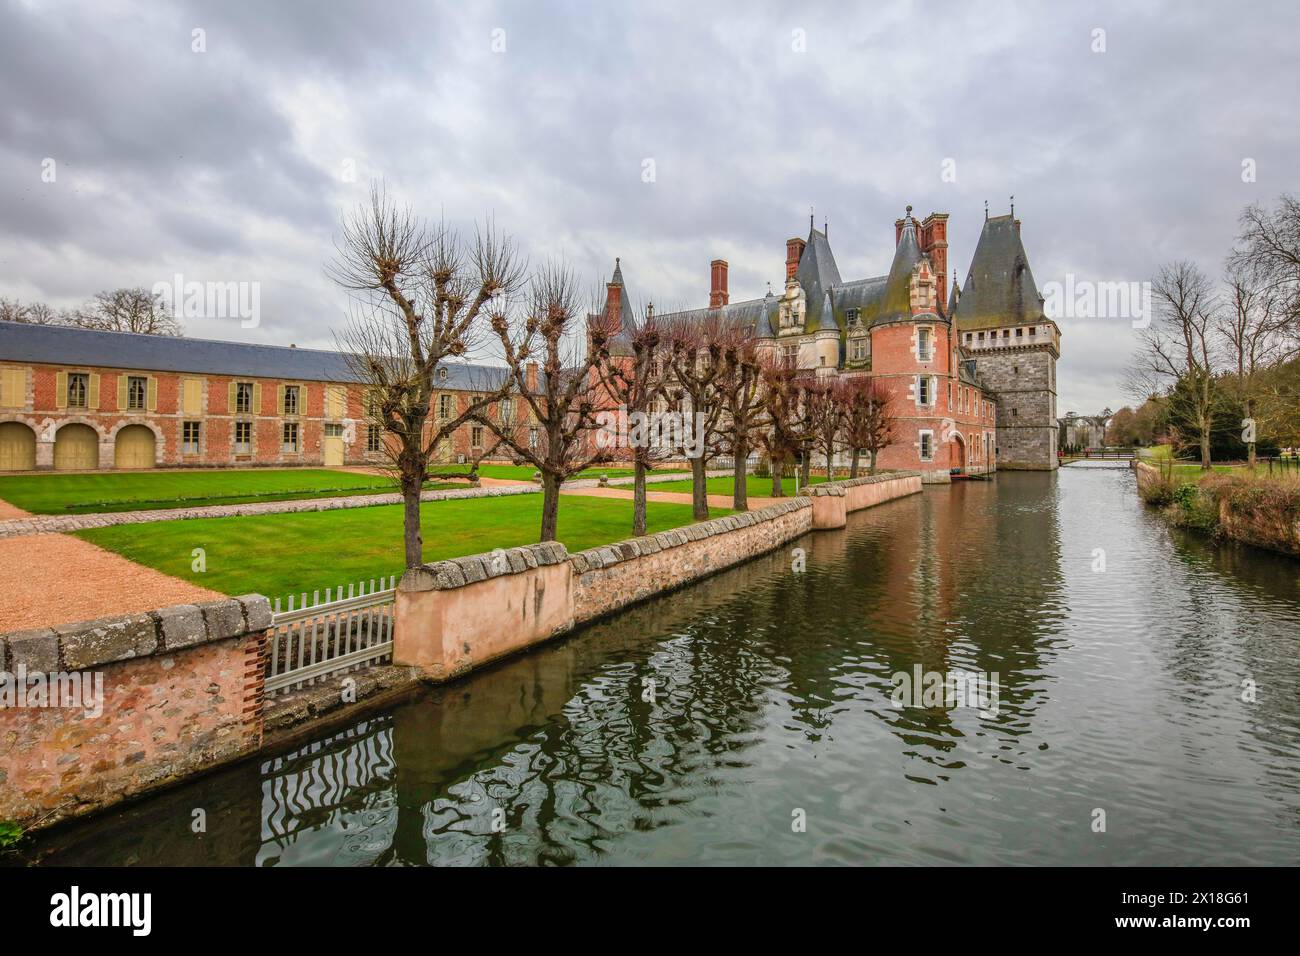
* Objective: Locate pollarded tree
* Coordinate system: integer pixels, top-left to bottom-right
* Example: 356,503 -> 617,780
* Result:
713,335 -> 768,511
329,182 -> 525,567
482,261 -> 617,542
759,358 -> 814,496
802,377 -> 844,480
840,376 -> 896,476
592,304 -> 670,536
661,313 -> 732,520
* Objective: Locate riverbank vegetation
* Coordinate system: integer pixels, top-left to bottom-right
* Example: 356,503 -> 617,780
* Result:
1137,460 -> 1300,555
1124,194 -> 1299,469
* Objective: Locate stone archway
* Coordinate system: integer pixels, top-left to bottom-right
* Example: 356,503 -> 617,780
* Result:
0,421 -> 37,471
114,424 -> 157,469
54,423 -> 100,471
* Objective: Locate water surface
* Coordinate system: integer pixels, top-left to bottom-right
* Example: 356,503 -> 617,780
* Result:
19,468 -> 1300,865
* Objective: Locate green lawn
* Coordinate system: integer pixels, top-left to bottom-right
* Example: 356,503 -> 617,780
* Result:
76,494 -> 729,600
0,469 -> 457,515
650,474 -> 830,498
432,463 -> 688,481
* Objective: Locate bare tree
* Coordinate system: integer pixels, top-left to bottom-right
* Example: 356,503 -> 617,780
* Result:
713,336 -> 768,511
759,358 -> 813,497
1218,264 -> 1289,467
1,298 -> 65,325
1231,194 -> 1300,338
329,183 -> 524,567
592,304 -> 669,536
661,314 -> 732,520
840,376 -> 896,476
481,261 -> 616,542
68,287 -> 183,335
803,377 -> 844,480
1126,261 -> 1219,469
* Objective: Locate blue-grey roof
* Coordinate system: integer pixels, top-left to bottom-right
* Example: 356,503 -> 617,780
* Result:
955,214 -> 1046,331
0,320 -> 511,390
795,225 -> 842,332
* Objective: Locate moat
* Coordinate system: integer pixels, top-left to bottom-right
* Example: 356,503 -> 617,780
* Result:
15,467 -> 1300,866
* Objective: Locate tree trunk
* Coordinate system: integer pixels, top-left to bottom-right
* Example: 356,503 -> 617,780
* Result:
402,479 -> 423,568
800,453 -> 811,489
824,445 -> 834,481
771,459 -> 784,497
869,449 -> 878,475
732,441 -> 749,512
850,449 -> 861,479
539,472 -> 561,542
633,458 -> 648,536
690,455 -> 709,521
1200,418 -> 1211,471
1246,398 -> 1257,471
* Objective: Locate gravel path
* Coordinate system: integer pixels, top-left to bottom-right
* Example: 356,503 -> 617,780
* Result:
0,533 -> 223,632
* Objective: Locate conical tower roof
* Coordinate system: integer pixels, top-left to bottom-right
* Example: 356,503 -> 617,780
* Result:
955,214 -> 1045,331
874,209 -> 923,325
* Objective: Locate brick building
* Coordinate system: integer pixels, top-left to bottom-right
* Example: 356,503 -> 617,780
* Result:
0,322 -> 523,471
648,206 -> 1033,481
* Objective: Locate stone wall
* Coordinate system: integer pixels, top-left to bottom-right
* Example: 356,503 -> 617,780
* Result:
971,348 -> 1058,470
394,471 -> 923,681
0,595 -> 269,829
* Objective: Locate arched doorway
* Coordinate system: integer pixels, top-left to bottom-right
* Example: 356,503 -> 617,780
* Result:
0,422 -> 36,471
952,431 -> 967,471
54,423 -> 100,471
114,424 -> 157,469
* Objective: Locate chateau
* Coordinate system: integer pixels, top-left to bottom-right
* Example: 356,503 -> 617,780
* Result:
633,204 -> 1061,480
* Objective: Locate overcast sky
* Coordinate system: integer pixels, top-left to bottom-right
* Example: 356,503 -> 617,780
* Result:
2,0 -> 1298,414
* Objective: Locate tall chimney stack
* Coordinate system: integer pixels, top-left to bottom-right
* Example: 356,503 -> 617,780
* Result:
785,238 -> 806,280
709,259 -> 729,309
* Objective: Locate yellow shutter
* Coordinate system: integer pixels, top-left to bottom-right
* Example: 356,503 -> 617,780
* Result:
277,384 -> 286,415
228,381 -> 237,414
1,367 -> 26,408
117,375 -> 127,411
252,382 -> 262,414
183,378 -> 202,414
88,373 -> 100,409
56,370 -> 67,408
147,376 -> 158,411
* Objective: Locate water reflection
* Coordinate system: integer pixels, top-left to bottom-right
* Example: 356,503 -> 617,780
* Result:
19,470 -> 1300,866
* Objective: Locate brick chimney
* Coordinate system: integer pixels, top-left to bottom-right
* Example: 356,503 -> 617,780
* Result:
605,281 -> 622,327
709,259 -> 729,309
525,361 -> 538,393
919,212 -> 949,310
785,238 -> 806,279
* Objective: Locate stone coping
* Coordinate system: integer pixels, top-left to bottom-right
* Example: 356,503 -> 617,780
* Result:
398,497 -> 814,594
807,470 -> 921,495
0,594 -> 271,674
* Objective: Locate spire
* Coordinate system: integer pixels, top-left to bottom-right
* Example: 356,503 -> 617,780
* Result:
611,256 -> 624,286
877,209 -> 923,323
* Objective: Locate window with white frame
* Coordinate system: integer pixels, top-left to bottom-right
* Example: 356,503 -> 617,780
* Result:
182,421 -> 200,455
917,327 -> 933,362
282,422 -> 299,453
234,420 -> 252,455
919,430 -> 934,461
438,393 -> 453,420
917,376 -> 933,406
367,423 -> 382,453
67,372 -> 88,408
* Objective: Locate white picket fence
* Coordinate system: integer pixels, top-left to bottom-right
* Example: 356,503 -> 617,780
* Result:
266,576 -> 397,695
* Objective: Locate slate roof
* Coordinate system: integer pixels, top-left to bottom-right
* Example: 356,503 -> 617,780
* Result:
0,320 -> 511,390
592,258 -> 639,356
794,224 -> 842,332
955,214 -> 1047,332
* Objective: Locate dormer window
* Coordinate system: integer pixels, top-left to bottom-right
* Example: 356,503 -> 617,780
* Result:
438,368 -> 448,382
